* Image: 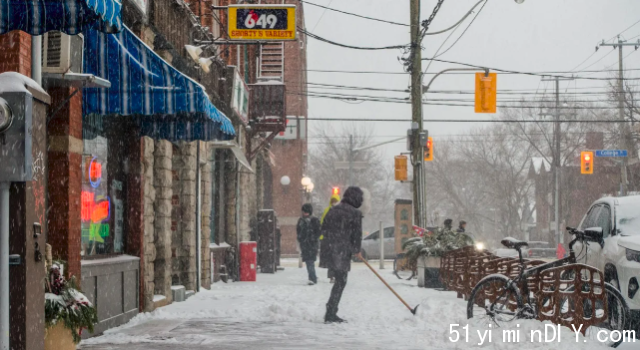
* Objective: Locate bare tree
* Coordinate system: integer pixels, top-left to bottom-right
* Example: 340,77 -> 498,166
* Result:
426,125 -> 535,247
308,123 -> 403,231
501,96 -> 608,242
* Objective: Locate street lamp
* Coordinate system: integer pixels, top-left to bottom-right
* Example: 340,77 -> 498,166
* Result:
301,176 -> 314,194
280,175 -> 290,193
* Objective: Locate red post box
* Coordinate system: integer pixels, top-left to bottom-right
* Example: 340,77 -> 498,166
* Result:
239,241 -> 257,281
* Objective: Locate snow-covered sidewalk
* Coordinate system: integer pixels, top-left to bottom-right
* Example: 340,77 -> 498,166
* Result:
79,262 -> 634,350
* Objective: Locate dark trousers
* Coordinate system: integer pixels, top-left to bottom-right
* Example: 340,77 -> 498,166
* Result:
327,269 -> 335,279
305,260 -> 317,283
326,271 -> 348,316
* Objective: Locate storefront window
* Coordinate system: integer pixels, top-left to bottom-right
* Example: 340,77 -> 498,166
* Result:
82,118 -> 127,257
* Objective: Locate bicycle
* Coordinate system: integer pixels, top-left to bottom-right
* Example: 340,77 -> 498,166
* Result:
467,227 -> 631,348
393,253 -> 417,280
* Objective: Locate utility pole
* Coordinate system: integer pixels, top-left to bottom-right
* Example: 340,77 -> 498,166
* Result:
541,75 -> 573,248
348,134 -> 354,186
410,0 -> 425,227
599,36 -> 640,195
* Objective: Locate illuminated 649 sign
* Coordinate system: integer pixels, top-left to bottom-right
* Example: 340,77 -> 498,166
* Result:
228,5 -> 296,40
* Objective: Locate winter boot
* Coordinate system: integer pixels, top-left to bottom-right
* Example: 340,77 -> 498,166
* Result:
324,305 -> 346,324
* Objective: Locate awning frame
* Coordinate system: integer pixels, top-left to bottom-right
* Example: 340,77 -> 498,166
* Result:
210,141 -> 253,173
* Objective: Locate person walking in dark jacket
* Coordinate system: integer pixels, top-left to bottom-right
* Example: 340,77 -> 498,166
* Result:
320,186 -> 364,323
297,204 -> 321,285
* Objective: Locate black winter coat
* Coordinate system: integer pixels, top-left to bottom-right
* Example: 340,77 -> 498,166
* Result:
319,202 -> 363,272
297,216 -> 321,262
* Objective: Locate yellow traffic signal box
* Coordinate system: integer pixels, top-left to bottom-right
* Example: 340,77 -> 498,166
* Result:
581,151 -> 594,175
395,155 -> 408,181
475,72 -> 497,113
424,137 -> 433,162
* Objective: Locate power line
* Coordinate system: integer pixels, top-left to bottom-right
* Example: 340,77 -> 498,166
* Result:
579,49 -> 617,72
433,0 -> 488,58
570,18 -> 640,71
301,0 -> 410,27
310,0 -> 334,32
296,91 -> 640,109
305,117 -> 634,123
305,86 -> 631,101
306,82 -> 637,95
306,66 -> 640,75
299,27 -> 408,50
423,57 -> 640,81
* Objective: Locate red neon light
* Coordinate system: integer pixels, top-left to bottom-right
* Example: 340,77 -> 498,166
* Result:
90,161 -> 102,182
81,191 -> 110,223
91,200 -> 110,223
81,191 -> 95,222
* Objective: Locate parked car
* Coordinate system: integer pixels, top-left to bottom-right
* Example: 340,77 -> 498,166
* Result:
359,226 -> 440,260
359,227 -> 396,260
573,195 -> 640,324
522,241 -> 557,259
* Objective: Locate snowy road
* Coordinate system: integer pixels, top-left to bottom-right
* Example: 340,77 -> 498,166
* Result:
80,261 -> 636,350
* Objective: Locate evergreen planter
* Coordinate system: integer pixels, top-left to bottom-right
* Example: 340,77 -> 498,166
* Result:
44,263 -> 98,345
44,322 -> 75,350
417,256 -> 443,288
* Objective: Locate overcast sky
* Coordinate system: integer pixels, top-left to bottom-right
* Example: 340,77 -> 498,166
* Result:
303,0 -> 640,162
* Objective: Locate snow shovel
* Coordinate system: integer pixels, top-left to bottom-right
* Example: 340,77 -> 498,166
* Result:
360,256 -> 419,315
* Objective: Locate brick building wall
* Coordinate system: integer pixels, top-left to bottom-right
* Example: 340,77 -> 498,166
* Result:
0,31 -> 31,77
271,139 -> 306,254
269,0 -> 308,255
47,87 -> 84,279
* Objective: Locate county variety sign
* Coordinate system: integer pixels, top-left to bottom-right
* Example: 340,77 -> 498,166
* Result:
228,5 -> 296,40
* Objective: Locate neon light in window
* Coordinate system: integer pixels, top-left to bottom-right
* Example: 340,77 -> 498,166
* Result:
88,157 -> 102,188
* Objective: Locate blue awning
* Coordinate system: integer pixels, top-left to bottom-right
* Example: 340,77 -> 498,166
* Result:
82,26 -> 236,141
0,0 -> 122,35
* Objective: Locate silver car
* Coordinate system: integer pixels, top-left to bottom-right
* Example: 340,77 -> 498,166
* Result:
359,226 -> 396,260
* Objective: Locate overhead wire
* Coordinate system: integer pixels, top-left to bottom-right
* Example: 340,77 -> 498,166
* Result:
569,18 -> 640,72
432,0 -> 488,58
306,67 -> 640,75
301,0 -> 409,27
303,117 -> 634,123
422,57 -> 640,81
310,0 -> 334,32
299,27 -> 408,51
292,91 -> 633,109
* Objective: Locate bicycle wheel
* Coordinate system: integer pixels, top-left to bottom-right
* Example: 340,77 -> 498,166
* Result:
467,274 -> 524,328
580,283 -> 631,348
393,256 -> 413,280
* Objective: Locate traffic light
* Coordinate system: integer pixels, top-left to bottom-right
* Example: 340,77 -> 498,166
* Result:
394,155 -> 408,181
475,72 -> 497,113
581,151 -> 594,175
424,137 -> 433,162
332,187 -> 340,196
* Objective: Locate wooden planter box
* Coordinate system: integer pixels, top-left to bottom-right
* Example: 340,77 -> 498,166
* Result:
45,323 -> 76,350
417,256 -> 443,288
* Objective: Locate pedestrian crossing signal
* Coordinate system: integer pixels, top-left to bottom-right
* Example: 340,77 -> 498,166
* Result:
394,156 -> 408,181
581,151 -> 593,175
424,137 -> 433,162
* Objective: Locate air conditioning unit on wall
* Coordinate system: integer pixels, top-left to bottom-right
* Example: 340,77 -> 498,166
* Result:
42,32 -> 84,74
